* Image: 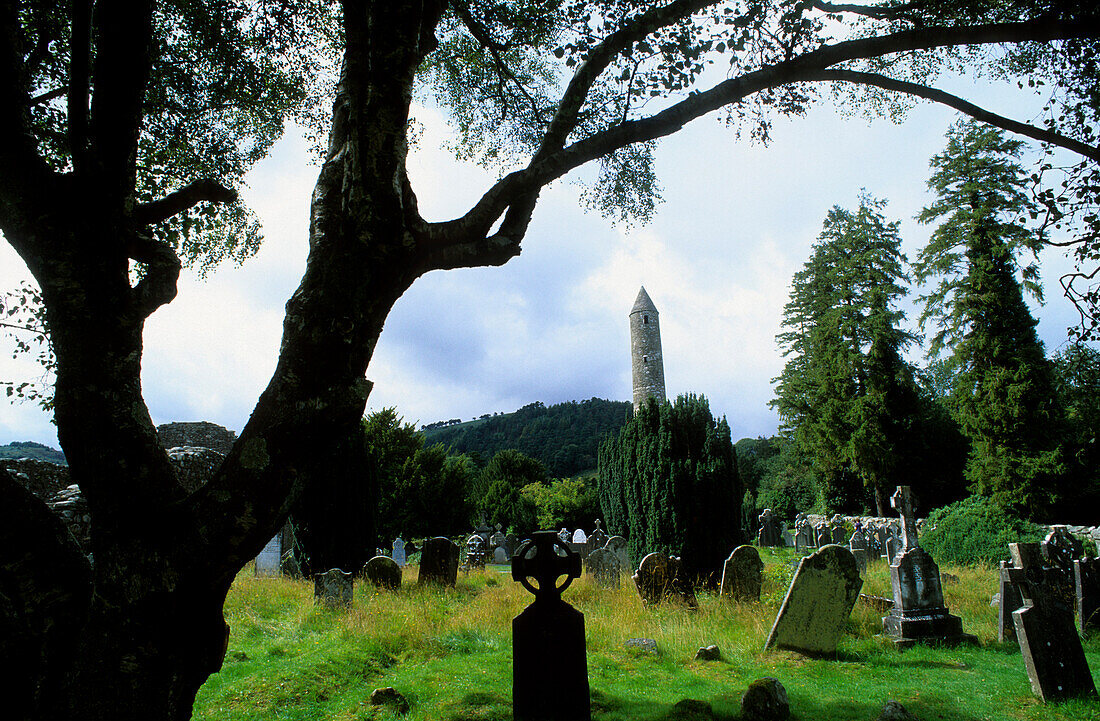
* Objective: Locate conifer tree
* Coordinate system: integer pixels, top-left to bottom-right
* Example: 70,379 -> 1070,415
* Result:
772,194 -> 925,515
597,394 -> 739,580
914,120 -> 1065,518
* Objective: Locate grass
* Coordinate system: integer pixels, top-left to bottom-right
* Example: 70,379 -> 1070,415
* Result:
194,547 -> 1100,720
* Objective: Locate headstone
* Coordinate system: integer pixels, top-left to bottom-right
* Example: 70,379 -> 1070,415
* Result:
756,508 -> 781,547
999,560 -> 1024,642
1042,526 -> 1083,611
391,536 -> 406,567
848,531 -> 868,574
255,533 -> 283,577
314,568 -> 354,609
1004,542 -> 1097,701
558,527 -> 571,543
882,486 -> 976,648
794,515 -> 814,549
585,547 -> 622,589
764,545 -> 862,657
1075,557 -> 1100,635
490,523 -> 508,552
511,531 -> 590,721
813,522 -> 831,549
364,555 -> 401,590
571,528 -> 588,544
829,516 -> 847,546
418,537 -> 460,587
605,535 -> 630,571
632,552 -> 697,608
588,519 -> 608,549
494,546 -> 510,564
719,545 -> 764,602
505,533 -> 519,558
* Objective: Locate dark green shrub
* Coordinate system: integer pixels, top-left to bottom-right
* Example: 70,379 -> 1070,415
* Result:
919,495 -> 1045,566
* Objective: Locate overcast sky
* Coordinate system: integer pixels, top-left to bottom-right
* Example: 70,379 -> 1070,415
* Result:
1,72 -> 1092,451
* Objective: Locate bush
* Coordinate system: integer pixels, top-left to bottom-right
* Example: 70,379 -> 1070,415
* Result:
919,495 -> 1046,566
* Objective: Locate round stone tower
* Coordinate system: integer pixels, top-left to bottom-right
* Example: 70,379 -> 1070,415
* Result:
630,286 -> 666,412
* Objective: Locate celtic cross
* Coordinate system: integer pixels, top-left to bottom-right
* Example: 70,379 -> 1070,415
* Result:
512,531 -> 582,604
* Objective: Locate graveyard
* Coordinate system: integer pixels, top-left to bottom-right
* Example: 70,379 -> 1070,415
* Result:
193,545 -> 1100,721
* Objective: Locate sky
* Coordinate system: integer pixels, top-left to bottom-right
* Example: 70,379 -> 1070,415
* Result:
0,71 -> 1093,451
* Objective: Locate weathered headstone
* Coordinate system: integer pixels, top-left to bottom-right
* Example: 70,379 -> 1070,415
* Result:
505,532 -> 519,558
585,547 -> 622,589
1076,557 -> 1100,635
255,533 -> 283,577
494,546 -> 510,564
998,559 -> 1025,642
571,528 -> 588,544
588,519 -> 608,549
794,515 -> 813,549
632,552 -> 697,608
849,531 -> 868,574
605,535 -> 630,571
419,537 -> 460,587
391,536 -> 406,567
1042,526 -> 1083,611
829,516 -> 847,546
814,521 -> 831,549
756,508 -> 781,547
364,555 -> 401,590
720,545 -> 764,602
1004,542 -> 1097,702
512,531 -> 591,721
882,486 -> 976,648
764,545 -> 862,657
465,533 -> 487,569
314,568 -> 354,609
558,527 -> 571,543
490,523 -> 508,552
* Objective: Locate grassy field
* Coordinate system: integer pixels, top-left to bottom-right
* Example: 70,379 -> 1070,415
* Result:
194,548 -> 1100,720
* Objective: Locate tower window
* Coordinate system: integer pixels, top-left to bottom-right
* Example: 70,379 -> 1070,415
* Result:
643,355 -> 648,363
643,315 -> 649,324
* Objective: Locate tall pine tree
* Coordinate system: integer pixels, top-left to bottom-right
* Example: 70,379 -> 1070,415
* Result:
772,194 -> 926,515
914,120 -> 1065,518
597,394 -> 740,580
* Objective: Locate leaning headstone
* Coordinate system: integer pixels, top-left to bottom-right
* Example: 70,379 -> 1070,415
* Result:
314,568 -> 354,609
720,545 -> 764,602
255,533 -> 283,577
585,547 -> 622,589
512,531 -> 591,721
764,545 -> 862,657
605,535 -> 630,571
632,552 -> 697,608
882,486 -> 976,648
756,508 -> 781,547
998,559 -> 1025,643
1076,556 -> 1100,635
391,536 -> 406,567
1004,542 -> 1097,702
364,555 -> 401,590
418,537 -> 460,587
494,546 -> 510,564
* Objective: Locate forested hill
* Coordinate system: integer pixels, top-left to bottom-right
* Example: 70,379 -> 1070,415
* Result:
0,441 -> 67,465
420,398 -> 632,477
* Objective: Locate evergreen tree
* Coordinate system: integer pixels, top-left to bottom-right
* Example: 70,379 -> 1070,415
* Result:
914,120 -> 1065,518
772,194 -> 926,515
597,394 -> 740,581
477,449 -> 546,532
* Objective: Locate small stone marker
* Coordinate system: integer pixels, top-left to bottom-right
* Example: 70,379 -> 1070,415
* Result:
494,546 -> 509,564
314,568 -> 353,609
694,644 -> 721,661
391,536 -> 406,567
882,486 -> 976,648
585,547 -> 621,589
719,545 -> 764,602
1004,542 -> 1097,702
764,545 -> 862,657
364,555 -> 401,590
418,536 -> 460,587
741,677 -> 789,721
1075,557 -> 1100,634
512,531 -> 590,721
370,687 -> 410,715
632,552 -> 697,608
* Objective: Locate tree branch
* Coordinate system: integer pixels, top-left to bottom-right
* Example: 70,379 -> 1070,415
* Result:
132,179 -> 238,225
28,86 -> 66,106
809,68 -> 1100,162
126,233 -> 181,321
68,0 -> 91,170
431,15 -> 1100,259
809,0 -> 926,24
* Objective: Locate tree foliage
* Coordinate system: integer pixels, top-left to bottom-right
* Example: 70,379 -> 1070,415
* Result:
477,448 -> 547,532
597,394 -> 740,579
914,119 -> 1066,518
772,194 -> 932,514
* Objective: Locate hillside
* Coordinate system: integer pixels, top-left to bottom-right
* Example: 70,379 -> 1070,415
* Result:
421,398 -> 632,477
0,440 -> 67,465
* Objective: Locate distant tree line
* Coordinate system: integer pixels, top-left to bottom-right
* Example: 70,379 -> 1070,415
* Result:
421,398 -> 632,477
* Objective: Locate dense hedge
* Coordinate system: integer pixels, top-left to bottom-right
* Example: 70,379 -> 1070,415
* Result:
919,495 -> 1046,566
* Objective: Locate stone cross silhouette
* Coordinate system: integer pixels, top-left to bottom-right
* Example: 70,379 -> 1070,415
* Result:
891,485 -> 919,551
512,531 -> 582,604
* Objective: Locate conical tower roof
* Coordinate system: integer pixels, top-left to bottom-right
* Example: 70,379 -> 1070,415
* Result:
630,286 -> 658,315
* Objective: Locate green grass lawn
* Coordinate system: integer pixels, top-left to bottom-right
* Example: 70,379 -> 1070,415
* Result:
194,548 -> 1100,720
